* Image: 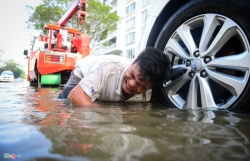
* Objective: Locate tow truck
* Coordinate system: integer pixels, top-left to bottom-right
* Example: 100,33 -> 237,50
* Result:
24,0 -> 90,87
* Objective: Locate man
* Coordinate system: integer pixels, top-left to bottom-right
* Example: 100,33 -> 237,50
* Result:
58,47 -> 171,106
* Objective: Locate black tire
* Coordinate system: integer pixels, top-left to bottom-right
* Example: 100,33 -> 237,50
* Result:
153,0 -> 250,111
30,79 -> 38,86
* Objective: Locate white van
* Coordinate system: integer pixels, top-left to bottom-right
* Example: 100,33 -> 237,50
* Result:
0,71 -> 14,82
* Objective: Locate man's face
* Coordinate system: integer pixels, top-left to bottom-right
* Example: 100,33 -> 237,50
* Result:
122,63 -> 153,95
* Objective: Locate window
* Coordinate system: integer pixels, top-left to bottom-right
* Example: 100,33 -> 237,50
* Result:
126,2 -> 136,15
126,48 -> 135,58
126,17 -> 135,30
112,3 -> 117,10
142,0 -> 150,6
142,10 -> 147,22
125,32 -> 135,44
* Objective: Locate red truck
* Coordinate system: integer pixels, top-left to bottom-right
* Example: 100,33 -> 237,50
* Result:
24,0 -> 90,87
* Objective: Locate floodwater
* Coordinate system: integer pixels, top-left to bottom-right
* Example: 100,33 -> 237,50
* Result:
0,80 -> 250,161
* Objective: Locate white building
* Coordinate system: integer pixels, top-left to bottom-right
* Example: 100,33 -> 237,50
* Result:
92,0 -> 151,58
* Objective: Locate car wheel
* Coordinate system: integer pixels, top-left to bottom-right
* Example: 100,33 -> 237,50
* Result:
153,0 -> 250,111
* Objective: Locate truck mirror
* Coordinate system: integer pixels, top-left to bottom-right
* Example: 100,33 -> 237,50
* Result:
44,43 -> 48,49
23,49 -> 28,56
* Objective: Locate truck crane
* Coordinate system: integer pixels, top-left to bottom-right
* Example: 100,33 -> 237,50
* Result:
24,0 -> 90,87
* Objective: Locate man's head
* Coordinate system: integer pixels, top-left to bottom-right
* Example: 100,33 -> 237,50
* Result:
122,47 -> 171,95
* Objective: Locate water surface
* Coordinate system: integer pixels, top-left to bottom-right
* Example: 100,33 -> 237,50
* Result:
0,82 -> 250,161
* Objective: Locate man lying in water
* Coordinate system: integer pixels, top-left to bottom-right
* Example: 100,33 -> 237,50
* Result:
58,47 -> 171,106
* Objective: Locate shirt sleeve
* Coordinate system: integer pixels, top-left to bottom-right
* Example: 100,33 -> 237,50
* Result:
78,66 -> 103,102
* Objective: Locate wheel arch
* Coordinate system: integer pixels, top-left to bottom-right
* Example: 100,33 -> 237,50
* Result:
34,59 -> 39,75
146,0 -> 190,47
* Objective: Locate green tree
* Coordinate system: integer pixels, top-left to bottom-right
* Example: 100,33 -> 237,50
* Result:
0,60 -> 26,79
78,0 -> 120,48
26,0 -> 120,49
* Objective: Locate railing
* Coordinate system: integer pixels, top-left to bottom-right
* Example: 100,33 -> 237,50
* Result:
105,0 -> 117,5
101,43 -> 116,53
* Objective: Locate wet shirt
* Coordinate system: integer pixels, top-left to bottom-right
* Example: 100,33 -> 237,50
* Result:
74,55 -> 152,102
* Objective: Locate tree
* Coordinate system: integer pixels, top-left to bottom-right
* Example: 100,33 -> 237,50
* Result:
0,60 -> 26,79
77,0 -> 120,49
26,0 -> 120,49
26,0 -> 72,35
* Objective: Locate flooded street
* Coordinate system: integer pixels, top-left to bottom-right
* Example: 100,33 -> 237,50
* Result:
0,81 -> 250,161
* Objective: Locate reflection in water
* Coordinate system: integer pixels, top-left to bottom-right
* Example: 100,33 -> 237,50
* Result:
39,125 -> 159,161
150,109 -> 250,161
0,83 -> 250,161
36,103 -> 160,161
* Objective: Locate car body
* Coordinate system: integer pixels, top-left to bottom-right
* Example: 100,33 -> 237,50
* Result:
0,71 -> 14,82
139,0 -> 250,111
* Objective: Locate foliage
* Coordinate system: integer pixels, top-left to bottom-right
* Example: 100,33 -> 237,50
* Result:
26,0 -> 120,49
26,0 -> 72,35
79,0 -> 120,48
0,60 -> 26,79
102,40 -> 109,46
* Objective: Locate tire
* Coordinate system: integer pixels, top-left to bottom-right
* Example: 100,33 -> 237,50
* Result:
153,0 -> 250,111
30,78 -> 38,87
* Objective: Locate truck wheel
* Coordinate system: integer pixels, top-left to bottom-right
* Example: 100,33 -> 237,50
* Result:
153,0 -> 250,111
30,65 -> 39,87
30,79 -> 38,87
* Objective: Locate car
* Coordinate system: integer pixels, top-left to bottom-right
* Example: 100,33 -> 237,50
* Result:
139,0 -> 250,111
0,71 -> 14,82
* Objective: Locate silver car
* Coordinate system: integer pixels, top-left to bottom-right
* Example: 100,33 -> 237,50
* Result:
139,0 -> 250,111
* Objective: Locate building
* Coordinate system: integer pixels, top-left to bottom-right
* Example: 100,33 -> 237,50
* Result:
92,0 -> 151,58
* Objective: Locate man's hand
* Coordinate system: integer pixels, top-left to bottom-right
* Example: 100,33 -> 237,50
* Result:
68,85 -> 92,106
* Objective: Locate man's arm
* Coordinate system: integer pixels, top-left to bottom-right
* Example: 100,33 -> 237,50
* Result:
68,84 -> 92,106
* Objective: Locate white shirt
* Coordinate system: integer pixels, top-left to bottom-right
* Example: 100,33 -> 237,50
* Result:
74,55 -> 152,102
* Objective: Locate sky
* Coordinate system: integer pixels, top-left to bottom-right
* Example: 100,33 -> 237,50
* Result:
0,0 -> 43,70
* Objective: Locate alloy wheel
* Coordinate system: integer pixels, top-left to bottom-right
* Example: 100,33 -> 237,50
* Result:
163,14 -> 250,110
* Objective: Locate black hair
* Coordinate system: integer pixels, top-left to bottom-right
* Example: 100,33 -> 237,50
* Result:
133,47 -> 171,87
